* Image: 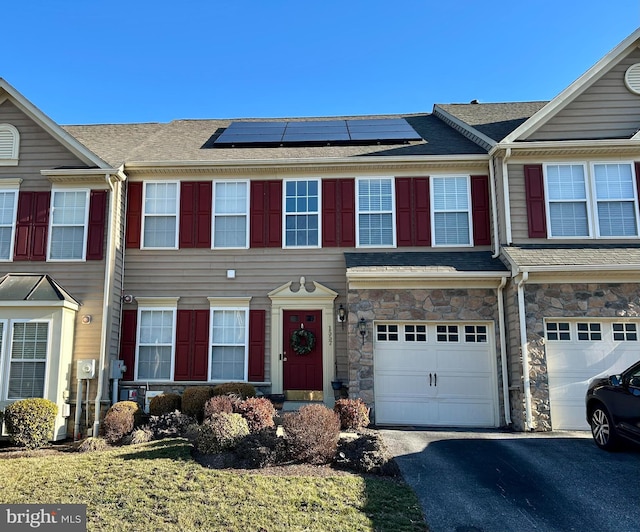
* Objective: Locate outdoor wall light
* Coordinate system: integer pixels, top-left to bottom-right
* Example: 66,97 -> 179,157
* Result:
337,304 -> 347,329
358,317 -> 367,345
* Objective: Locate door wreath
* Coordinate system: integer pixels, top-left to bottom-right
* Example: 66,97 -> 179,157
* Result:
290,328 -> 316,355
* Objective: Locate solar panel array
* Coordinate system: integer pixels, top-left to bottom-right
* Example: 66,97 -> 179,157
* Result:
212,118 -> 421,147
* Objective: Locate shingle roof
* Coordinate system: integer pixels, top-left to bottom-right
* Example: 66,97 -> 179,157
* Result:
62,113 -> 487,167
0,274 -> 80,304
503,244 -> 640,268
345,251 -> 509,272
437,102 -> 549,142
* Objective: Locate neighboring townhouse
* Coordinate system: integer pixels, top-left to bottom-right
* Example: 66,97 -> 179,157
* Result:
0,79 -> 125,440
3,27 -> 640,439
437,27 -> 640,431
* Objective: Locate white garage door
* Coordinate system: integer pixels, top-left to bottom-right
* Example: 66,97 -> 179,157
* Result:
374,322 -> 498,427
545,319 -> 640,430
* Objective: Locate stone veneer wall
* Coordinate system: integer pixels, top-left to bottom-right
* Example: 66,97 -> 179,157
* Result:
347,287 -> 503,423
520,282 -> 640,431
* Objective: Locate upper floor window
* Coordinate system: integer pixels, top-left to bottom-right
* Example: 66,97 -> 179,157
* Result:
48,190 -> 89,260
213,181 -> 248,248
0,124 -> 19,165
284,179 -> 319,248
431,176 -> 472,246
143,182 -> 178,248
544,162 -> 639,238
0,189 -> 17,260
357,177 -> 395,247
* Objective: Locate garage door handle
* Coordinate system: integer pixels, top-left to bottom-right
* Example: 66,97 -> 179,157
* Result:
429,373 -> 432,386
434,373 -> 437,386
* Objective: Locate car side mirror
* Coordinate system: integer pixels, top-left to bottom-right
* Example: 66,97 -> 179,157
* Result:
610,375 -> 623,386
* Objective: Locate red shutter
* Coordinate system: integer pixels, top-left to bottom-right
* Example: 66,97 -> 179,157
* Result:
396,178 -> 413,246
13,191 -> 49,261
248,309 -> 266,382
119,310 -> 137,381
175,309 -> 209,381
250,181 -> 282,248
395,177 -> 430,247
322,179 -> 338,247
13,192 -> 34,260
339,179 -> 356,246
196,182 -> 212,248
87,190 -> 107,260
267,181 -> 282,247
179,182 -> 196,248
524,165 -> 547,238
471,175 -> 491,246
125,182 -> 143,249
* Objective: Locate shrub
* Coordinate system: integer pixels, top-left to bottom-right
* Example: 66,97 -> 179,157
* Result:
334,398 -> 370,431
148,410 -> 196,439
335,432 -> 399,475
76,437 -> 109,453
204,395 -> 237,419
196,413 -> 249,454
236,397 -> 276,433
282,404 -> 340,465
126,426 -> 154,445
212,382 -> 256,399
4,398 -> 58,450
183,423 -> 200,444
148,393 -> 182,416
234,428 -> 287,468
182,387 -> 215,423
103,401 -> 142,444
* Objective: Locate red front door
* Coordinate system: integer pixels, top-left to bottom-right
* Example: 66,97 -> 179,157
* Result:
283,309 -> 323,391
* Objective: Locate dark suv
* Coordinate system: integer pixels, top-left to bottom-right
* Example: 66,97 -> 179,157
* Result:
586,360 -> 640,450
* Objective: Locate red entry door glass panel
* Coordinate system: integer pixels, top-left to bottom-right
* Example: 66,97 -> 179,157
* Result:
283,310 -> 323,391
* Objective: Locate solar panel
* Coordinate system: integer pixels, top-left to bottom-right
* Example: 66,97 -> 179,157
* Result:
212,118 -> 421,147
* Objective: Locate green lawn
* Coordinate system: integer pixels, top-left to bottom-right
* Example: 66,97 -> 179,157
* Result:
0,438 -> 427,531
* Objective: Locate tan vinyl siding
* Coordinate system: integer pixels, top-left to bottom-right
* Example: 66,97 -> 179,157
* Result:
493,157 -> 509,245
0,101 -> 87,182
506,164 -> 529,243
528,48 -> 640,141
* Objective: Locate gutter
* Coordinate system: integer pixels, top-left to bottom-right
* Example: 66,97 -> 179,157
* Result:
497,276 -> 511,425
516,272 -> 534,430
92,172 -> 119,437
489,157 -> 500,258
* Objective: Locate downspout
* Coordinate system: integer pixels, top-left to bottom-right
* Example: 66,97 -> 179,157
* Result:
489,156 -> 500,259
502,148 -> 513,245
516,271 -> 534,430
92,174 -> 116,437
497,276 -> 511,425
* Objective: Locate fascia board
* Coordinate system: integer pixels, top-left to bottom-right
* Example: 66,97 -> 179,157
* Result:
433,105 -> 497,150
0,78 -> 111,169
502,28 -> 640,144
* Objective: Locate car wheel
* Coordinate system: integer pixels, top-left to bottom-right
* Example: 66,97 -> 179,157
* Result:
590,405 -> 619,451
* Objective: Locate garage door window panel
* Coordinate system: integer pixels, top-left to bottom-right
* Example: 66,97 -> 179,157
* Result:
465,325 -> 487,343
436,325 -> 459,342
577,322 -> 602,341
613,323 -> 637,341
404,324 -> 426,342
376,324 -> 399,342
546,322 -> 570,341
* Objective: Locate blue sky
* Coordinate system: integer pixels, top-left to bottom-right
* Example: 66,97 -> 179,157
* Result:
4,1 -> 640,124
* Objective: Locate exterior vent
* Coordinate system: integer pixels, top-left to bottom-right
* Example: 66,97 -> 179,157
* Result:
624,63 -> 640,95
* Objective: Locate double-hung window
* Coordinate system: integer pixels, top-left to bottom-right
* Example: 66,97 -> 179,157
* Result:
357,177 -> 395,247
284,179 -> 320,247
48,189 -> 89,260
7,321 -> 49,399
209,299 -> 249,381
142,182 -> 179,248
212,181 -> 249,248
0,187 -> 18,260
136,308 -> 176,381
431,176 -> 472,246
544,162 -> 639,238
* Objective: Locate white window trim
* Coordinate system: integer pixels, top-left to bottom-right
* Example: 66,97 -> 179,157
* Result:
208,297 -> 251,382
355,176 -> 397,248
211,179 -> 250,250
134,306 -> 177,382
282,178 -> 322,249
3,319 -> 51,401
0,182 -> 20,262
47,188 -> 90,261
543,161 -> 640,239
430,175 -> 474,248
141,181 -> 180,250
0,124 -> 20,166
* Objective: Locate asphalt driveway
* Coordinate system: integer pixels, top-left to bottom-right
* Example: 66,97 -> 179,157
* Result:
380,429 -> 640,532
